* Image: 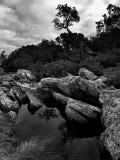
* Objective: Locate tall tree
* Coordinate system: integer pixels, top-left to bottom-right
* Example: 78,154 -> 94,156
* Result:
96,4 -> 120,35
52,4 -> 80,34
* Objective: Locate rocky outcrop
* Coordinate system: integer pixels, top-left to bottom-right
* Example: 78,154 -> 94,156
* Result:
101,97 -> 120,128
99,89 -> 120,104
40,74 -> 107,101
15,69 -> 36,83
65,98 -> 101,123
10,86 -> 28,105
98,89 -> 120,160
0,92 -> 20,112
79,68 -> 98,80
78,78 -> 102,99
0,68 -> 111,116
0,68 -> 120,159
100,123 -> 120,160
57,74 -> 83,98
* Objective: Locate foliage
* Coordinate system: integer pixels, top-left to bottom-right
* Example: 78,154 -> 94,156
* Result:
87,4 -> 120,52
1,40 -> 63,72
88,28 -> 120,52
0,51 -> 7,64
100,55 -> 118,68
79,58 -> 104,76
96,4 -> 120,36
103,67 -> 120,88
52,4 -> 80,33
35,60 -> 81,80
56,32 -> 85,52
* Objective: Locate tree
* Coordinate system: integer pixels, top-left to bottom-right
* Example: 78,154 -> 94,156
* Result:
52,4 -> 80,34
95,4 -> 120,36
0,51 -> 7,63
52,4 -> 96,59
56,32 -> 84,50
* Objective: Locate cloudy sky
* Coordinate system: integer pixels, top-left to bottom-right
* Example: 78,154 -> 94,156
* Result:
0,0 -> 119,54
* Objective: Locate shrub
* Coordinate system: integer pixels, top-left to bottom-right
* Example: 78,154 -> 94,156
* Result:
100,55 -> 118,68
35,60 -> 81,81
104,69 -> 120,89
79,58 -> 103,76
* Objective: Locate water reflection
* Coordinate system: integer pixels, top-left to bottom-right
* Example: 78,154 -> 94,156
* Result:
16,104 -> 101,160
38,107 -> 59,121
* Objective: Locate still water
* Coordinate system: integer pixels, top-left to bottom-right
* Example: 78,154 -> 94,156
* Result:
15,104 -> 100,160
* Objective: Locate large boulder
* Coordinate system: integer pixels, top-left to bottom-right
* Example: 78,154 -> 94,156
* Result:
95,76 -> 108,89
10,86 -> 28,105
78,78 -> 102,99
99,90 -> 120,159
0,92 -> 20,112
65,98 -> 101,123
101,97 -> 120,128
15,69 -> 36,82
79,68 -> 98,80
40,77 -> 59,89
100,123 -> 120,160
58,75 -> 105,99
26,92 -> 43,114
57,74 -> 83,99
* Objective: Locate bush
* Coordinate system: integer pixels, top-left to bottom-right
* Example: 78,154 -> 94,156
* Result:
79,58 -> 103,76
100,55 -> 118,68
35,60 -> 81,81
104,69 -> 120,89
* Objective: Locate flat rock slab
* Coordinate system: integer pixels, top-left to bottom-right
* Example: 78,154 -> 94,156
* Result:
65,98 -> 101,123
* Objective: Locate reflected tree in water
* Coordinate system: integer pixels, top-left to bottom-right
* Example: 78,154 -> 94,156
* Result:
38,107 -> 59,121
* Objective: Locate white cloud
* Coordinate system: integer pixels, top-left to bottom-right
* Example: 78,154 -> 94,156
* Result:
0,0 -> 119,54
